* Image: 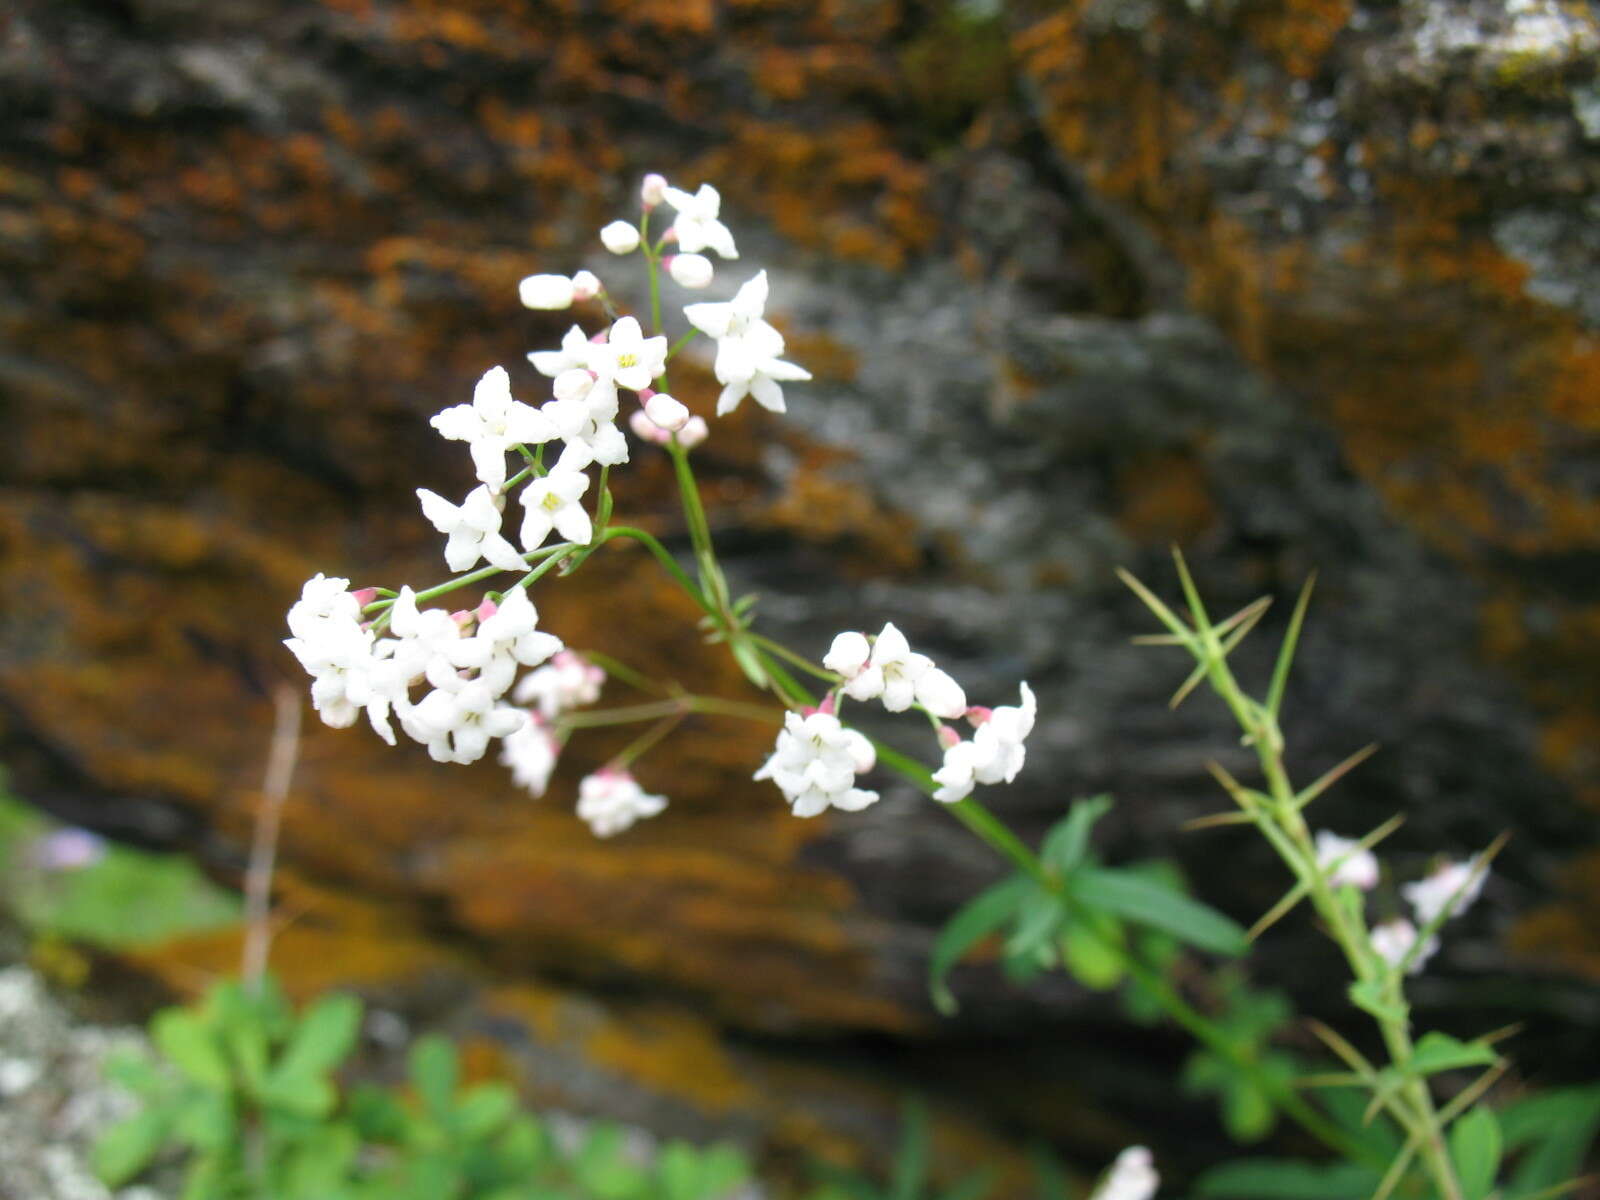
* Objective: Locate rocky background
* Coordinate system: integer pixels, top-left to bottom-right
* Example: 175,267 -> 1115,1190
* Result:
2,0 -> 1598,1188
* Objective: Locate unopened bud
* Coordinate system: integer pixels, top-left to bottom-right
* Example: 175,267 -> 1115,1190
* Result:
640,173 -> 668,209
570,270 -> 601,301
937,724 -> 962,750
676,415 -> 709,449
629,408 -> 673,445
553,368 -> 595,403
966,706 -> 993,726
450,609 -> 475,629
351,587 -> 379,607
475,598 -> 498,622
600,220 -> 640,255
667,253 -> 713,289
519,273 -> 575,310
644,392 -> 690,432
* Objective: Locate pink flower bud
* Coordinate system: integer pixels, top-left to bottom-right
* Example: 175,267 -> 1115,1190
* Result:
629,408 -> 673,445
570,270 -> 601,301
966,706 -> 993,726
675,415 -> 709,449
667,253 -> 713,289
640,173 -> 668,209
937,724 -> 962,750
817,693 -> 837,715
351,587 -> 379,607
450,609 -> 474,629
475,598 -> 498,622
638,386 -> 656,401
661,225 -> 679,245
644,392 -> 690,432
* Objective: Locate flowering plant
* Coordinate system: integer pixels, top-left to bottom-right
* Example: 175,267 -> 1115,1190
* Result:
280,175 -> 1587,1198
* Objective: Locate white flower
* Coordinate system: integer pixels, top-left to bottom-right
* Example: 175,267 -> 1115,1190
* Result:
416,484 -> 528,574
643,392 -> 689,432
519,468 -> 592,550
1402,859 -> 1487,925
285,617 -> 374,730
754,711 -> 878,818
1315,831 -> 1380,891
577,769 -> 667,837
640,173 -> 667,209
514,650 -> 606,719
519,273 -> 576,309
662,183 -> 738,259
590,316 -> 667,396
970,682 -> 1036,784
468,589 -> 563,696
386,586 -> 474,694
571,270 -> 601,301
668,253 -> 714,288
500,713 -> 560,797
430,366 -> 558,490
1371,918 -> 1439,974
401,679 -> 524,765
600,220 -> 641,255
683,271 -> 810,416
543,395 -> 630,471
932,740 -> 983,804
287,574 -> 360,641
528,325 -> 593,378
1090,1147 -> 1158,1200
831,623 -> 968,718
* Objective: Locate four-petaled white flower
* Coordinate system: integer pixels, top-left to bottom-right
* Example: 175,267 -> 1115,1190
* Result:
519,468 -> 592,550
513,650 -> 605,719
500,712 -> 561,797
683,271 -> 810,416
469,589 -> 564,696
931,738 -> 983,804
1371,918 -> 1439,975
1402,859 -> 1486,925
402,679 -> 525,765
662,183 -> 738,259
754,711 -> 878,817
1315,831 -> 1380,891
825,623 -> 967,718
430,366 -> 557,490
589,316 -> 668,401
577,769 -> 668,837
417,484 -> 528,574
970,682 -> 1036,784
1089,1147 -> 1159,1200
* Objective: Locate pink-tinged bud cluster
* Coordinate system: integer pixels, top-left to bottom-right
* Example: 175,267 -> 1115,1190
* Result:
577,767 -> 667,837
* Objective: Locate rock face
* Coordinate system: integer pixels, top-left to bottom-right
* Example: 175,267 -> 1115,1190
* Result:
2,0 -> 1597,1181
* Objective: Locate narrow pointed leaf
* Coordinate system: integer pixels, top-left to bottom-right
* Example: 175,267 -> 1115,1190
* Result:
1294,743 -> 1379,811
1267,572 -> 1316,717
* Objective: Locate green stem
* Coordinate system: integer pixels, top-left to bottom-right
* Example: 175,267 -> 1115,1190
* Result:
876,739 -> 1379,1168
600,525 -> 714,616
665,328 -> 699,363
361,544 -> 571,615
749,634 -> 841,684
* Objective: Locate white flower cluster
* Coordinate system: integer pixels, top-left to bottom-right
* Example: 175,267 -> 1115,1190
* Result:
753,623 -> 1037,817
289,172 -> 814,838
1090,1146 -> 1159,1200
1310,832 -> 1489,974
285,577 -> 559,764
755,711 -> 879,818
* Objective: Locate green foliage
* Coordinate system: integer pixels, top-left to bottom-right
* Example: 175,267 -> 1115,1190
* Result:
1498,1083 -> 1600,1197
0,790 -> 239,949
1181,974 -> 1298,1142
928,796 -> 1245,1015
96,976 -> 752,1200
